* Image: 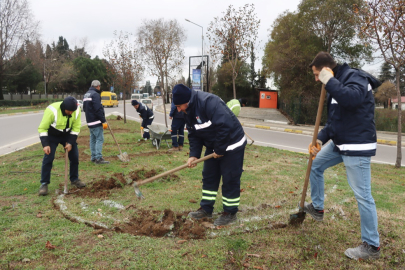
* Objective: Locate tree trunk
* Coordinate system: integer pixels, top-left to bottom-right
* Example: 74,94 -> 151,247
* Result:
395,70 -> 402,168
160,73 -> 167,127
232,74 -> 236,99
0,59 -> 4,100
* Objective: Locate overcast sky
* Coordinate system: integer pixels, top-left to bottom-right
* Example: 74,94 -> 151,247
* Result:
30,0 -> 380,88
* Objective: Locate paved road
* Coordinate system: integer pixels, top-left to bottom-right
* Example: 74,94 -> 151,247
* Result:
1,98 -> 404,166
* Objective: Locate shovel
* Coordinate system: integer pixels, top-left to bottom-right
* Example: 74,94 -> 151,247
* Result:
64,147 -> 69,194
106,120 -> 130,162
244,131 -> 255,146
289,84 -> 326,226
133,153 -> 215,199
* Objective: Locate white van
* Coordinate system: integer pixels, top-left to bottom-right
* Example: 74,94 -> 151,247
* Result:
142,93 -> 149,99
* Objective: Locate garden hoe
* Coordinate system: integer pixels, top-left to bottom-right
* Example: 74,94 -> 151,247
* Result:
289,84 -> 326,226
64,147 -> 69,194
106,120 -> 130,162
133,153 -> 215,199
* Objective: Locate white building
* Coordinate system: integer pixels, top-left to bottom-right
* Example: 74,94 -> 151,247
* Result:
390,96 -> 405,110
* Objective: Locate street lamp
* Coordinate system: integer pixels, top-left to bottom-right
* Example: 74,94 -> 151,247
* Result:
185,19 -> 204,91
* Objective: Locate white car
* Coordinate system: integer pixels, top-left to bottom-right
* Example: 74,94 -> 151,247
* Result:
140,99 -> 153,110
77,100 -> 83,111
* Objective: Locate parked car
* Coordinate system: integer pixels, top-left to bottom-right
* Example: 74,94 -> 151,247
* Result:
140,98 -> 153,110
77,100 -> 83,111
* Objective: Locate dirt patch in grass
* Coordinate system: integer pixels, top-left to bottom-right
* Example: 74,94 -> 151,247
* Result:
114,208 -> 208,239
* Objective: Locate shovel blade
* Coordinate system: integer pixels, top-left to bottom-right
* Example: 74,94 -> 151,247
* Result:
117,152 -> 130,162
289,211 -> 306,226
133,183 -> 145,200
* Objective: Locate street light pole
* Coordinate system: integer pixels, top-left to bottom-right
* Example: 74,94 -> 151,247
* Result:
185,19 -> 204,91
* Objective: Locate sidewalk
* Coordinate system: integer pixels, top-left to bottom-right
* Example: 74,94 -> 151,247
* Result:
156,104 -> 405,147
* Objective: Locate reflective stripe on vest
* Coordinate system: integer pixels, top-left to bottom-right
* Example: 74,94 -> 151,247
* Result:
336,142 -> 377,151
226,135 -> 246,151
194,120 -> 212,130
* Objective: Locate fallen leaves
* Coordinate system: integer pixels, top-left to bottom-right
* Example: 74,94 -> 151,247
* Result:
177,240 -> 187,244
189,199 -> 197,203
45,241 -> 55,250
36,212 -> 42,218
247,254 -> 261,258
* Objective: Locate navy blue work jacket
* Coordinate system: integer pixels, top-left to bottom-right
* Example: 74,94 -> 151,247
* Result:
318,63 -> 381,156
184,90 -> 245,157
83,87 -> 106,128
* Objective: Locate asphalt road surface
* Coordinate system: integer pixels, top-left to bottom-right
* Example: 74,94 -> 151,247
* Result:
0,99 -> 404,167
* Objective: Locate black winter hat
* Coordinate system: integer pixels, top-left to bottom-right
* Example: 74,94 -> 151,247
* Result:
62,96 -> 78,111
131,100 -> 139,106
172,84 -> 191,105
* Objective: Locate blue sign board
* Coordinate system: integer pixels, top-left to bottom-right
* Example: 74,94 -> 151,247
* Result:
192,69 -> 201,90
110,86 -> 114,92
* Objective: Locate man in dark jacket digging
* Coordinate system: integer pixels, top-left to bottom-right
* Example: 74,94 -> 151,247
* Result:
132,99 -> 154,140
172,84 -> 246,226
168,101 -> 185,151
306,51 -> 381,260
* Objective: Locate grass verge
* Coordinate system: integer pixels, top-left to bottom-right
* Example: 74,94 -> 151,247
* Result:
1,116 -> 404,269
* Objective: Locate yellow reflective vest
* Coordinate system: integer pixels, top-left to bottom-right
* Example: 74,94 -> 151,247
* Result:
38,101 -> 81,147
226,99 -> 241,117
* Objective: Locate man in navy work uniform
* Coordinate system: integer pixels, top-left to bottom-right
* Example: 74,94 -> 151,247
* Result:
168,100 -> 185,151
172,84 -> 247,226
83,80 -> 109,164
132,100 -> 154,140
306,52 -> 381,260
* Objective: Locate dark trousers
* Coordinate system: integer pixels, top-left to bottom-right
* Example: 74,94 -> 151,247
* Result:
142,118 -> 154,139
40,137 -> 79,185
171,118 -> 185,147
200,142 -> 246,214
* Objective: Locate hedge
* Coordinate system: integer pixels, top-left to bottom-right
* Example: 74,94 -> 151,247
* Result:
0,99 -> 63,107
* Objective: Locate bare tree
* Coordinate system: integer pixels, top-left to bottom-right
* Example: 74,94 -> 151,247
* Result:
207,4 -> 260,99
357,0 -> 405,167
137,18 -> 186,127
0,0 -> 39,99
375,81 -> 397,107
103,31 -> 143,123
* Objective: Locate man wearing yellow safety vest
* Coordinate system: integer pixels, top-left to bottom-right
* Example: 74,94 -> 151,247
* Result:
226,98 -> 247,117
38,97 -> 85,196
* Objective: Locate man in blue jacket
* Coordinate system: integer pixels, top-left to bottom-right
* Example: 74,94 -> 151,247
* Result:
132,100 -> 154,140
306,52 -> 381,260
172,84 -> 246,226
168,101 -> 185,151
83,80 -> 109,164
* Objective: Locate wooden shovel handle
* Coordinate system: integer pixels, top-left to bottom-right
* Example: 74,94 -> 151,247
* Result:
137,153 -> 216,186
299,85 -> 327,209
106,120 -> 123,155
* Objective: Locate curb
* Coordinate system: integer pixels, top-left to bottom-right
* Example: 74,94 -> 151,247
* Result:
0,110 -> 44,117
155,107 -> 405,147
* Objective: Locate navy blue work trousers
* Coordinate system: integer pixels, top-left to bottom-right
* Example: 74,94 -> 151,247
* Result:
200,141 -> 246,214
40,137 -> 79,185
142,118 -> 154,139
171,118 -> 185,147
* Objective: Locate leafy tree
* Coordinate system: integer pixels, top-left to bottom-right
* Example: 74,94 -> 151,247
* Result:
379,61 -> 394,83
249,43 -> 257,90
212,60 -> 251,102
0,0 -> 39,99
357,0 -> 405,167
207,4 -> 260,99
142,80 -> 153,95
375,81 -> 396,108
73,56 -> 109,92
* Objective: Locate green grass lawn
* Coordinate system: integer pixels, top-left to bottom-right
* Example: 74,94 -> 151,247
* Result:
0,107 -> 45,115
1,116 -> 404,269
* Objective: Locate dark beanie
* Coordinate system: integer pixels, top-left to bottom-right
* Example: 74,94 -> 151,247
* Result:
62,96 -> 78,111
172,84 -> 191,105
131,100 -> 139,106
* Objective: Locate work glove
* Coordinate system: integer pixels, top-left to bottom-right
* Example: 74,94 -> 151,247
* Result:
319,67 -> 334,85
308,140 -> 322,160
102,123 -> 108,129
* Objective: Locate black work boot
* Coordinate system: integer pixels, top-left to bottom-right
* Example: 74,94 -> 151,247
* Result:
214,212 -> 237,226
38,184 -> 48,196
188,207 -> 212,219
71,179 -> 86,188
95,158 -> 110,164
